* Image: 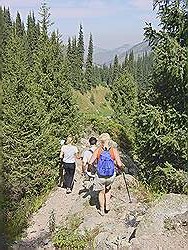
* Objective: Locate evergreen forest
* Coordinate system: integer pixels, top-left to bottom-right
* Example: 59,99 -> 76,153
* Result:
1,0 -> 188,243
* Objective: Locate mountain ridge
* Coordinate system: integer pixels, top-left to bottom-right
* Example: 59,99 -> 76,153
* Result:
93,41 -> 151,65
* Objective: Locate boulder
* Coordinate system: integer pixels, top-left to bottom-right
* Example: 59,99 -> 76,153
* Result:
130,193 -> 188,250
135,193 -> 188,237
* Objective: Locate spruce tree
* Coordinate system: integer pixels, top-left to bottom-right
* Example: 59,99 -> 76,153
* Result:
112,54 -> 120,81
2,7 -> 12,50
2,4 -> 81,239
26,11 -> 39,66
15,12 -> 24,37
39,2 -> 53,38
77,24 -> 84,70
136,0 -> 188,193
111,73 -> 138,150
85,33 -> 93,90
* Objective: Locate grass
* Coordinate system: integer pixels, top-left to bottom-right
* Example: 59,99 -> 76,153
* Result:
52,214 -> 86,249
52,213 -> 100,249
73,85 -> 113,117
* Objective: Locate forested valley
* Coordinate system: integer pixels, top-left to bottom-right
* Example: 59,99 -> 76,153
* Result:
1,0 -> 188,244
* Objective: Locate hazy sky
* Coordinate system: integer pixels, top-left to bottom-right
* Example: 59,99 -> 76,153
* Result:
1,0 -> 159,49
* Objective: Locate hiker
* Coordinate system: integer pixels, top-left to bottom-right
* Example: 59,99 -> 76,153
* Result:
82,137 -> 98,188
59,135 -> 79,194
89,133 -> 122,216
58,139 -> 65,187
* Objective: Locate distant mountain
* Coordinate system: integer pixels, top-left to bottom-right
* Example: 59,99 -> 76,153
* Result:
118,41 -> 151,64
93,41 -> 151,65
93,44 -> 131,65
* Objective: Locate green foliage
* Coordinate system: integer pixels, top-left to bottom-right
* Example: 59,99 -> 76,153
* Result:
144,0 -> 187,112
5,189 -> 53,239
52,215 -> 87,249
110,73 -> 138,151
2,5 -> 82,241
136,104 -> 187,193
53,214 -> 99,249
87,114 -> 133,152
85,33 -> 94,90
111,73 -> 138,118
73,85 -> 113,117
135,0 -> 188,194
77,24 -> 84,70
153,163 -> 188,194
90,93 -> 95,105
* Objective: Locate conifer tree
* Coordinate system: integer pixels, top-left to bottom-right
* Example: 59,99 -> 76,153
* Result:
77,24 -> 84,69
26,11 -> 39,66
136,0 -> 188,193
2,7 -> 12,49
112,54 -> 120,81
39,2 -> 53,37
85,33 -> 93,90
111,73 -> 138,150
15,12 -> 24,37
107,63 -> 113,86
2,4 -> 81,238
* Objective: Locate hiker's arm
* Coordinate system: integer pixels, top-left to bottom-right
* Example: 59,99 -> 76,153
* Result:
75,152 -> 80,159
82,153 -> 88,173
59,146 -> 64,159
74,147 -> 80,159
88,149 -> 98,165
114,148 -> 122,169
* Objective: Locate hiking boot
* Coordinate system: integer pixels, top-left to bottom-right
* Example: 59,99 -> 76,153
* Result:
66,188 -> 72,194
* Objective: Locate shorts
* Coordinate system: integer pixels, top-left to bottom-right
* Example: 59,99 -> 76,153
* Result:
94,172 -> 116,191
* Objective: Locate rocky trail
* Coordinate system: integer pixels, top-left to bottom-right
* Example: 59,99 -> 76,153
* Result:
12,139 -> 188,250
12,160 -> 143,250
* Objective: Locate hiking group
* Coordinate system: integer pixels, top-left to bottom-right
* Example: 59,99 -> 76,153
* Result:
59,133 -> 122,216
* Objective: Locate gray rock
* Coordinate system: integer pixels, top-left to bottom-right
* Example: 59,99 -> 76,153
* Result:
129,194 -> 188,250
135,193 -> 188,237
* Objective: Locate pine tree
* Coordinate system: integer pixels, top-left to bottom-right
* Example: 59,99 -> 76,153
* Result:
85,33 -> 93,90
26,11 -> 40,66
107,63 -> 113,86
144,0 -> 187,112
112,54 -> 120,81
39,2 -> 53,38
2,4 -> 81,238
1,7 -> 12,50
77,24 -> 84,69
111,73 -> 138,150
15,12 -> 24,37
136,0 -> 188,193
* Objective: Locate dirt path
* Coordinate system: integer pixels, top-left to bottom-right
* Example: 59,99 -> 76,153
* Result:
12,156 -> 140,250
12,165 -> 86,249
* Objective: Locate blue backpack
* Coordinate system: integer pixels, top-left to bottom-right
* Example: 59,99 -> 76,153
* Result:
97,148 -> 115,177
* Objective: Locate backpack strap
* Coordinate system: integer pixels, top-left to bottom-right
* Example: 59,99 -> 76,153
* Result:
109,147 -> 115,160
97,147 -> 102,160
97,147 -> 115,160
88,148 -> 94,154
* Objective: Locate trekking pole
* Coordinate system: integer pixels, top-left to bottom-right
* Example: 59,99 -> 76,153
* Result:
122,171 -> 132,203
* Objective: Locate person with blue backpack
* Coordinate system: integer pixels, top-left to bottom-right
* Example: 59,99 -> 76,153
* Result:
89,133 -> 122,216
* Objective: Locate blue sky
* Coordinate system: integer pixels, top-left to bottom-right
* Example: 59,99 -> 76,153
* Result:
1,0 -> 159,49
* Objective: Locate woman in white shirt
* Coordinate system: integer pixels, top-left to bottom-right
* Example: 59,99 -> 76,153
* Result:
60,135 -> 79,194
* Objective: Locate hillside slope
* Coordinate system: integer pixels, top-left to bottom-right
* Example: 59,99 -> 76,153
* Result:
73,85 -> 113,117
